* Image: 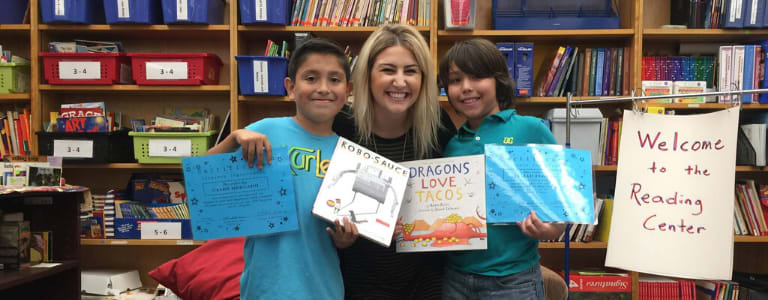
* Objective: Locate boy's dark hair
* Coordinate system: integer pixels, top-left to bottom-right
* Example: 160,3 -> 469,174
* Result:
287,38 -> 351,82
438,38 -> 516,109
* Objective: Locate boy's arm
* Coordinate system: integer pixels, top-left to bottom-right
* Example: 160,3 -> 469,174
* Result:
517,211 -> 567,240
206,129 -> 273,169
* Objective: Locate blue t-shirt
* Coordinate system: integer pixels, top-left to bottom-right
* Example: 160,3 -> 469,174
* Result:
444,109 -> 556,277
240,117 -> 343,300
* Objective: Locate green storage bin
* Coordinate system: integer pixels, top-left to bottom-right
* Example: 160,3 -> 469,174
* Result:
129,130 -> 216,164
0,62 -> 30,93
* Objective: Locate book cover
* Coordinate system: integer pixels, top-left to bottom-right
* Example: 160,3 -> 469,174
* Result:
56,116 -> 109,133
673,81 -> 707,103
313,137 -> 409,247
515,43 -> 534,97
567,272 -> 632,299
395,155 -> 487,253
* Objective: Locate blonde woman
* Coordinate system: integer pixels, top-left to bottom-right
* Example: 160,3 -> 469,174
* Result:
332,24 -> 455,299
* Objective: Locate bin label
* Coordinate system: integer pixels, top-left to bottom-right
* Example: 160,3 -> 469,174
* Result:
141,222 -> 182,240
146,62 -> 188,80
53,140 -> 94,158
59,61 -> 101,80
256,0 -> 267,21
253,60 -> 268,93
177,0 -> 189,20
118,0 -> 130,18
149,139 -> 192,157
55,0 -> 65,16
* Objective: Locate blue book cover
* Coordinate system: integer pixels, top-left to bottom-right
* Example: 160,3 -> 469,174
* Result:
595,48 -> 605,97
496,43 -> 515,79
515,43 -> 534,97
744,45 -> 756,103
725,0 -> 747,28
56,116 -> 109,132
548,46 -> 572,97
484,144 -> 594,224
745,0 -> 765,27
182,148 -> 299,240
761,40 -> 768,103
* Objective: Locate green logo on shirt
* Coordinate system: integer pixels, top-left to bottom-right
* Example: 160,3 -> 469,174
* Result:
503,137 -> 514,144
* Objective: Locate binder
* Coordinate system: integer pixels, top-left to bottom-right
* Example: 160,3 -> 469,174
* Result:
725,0 -> 747,28
745,0 -> 766,27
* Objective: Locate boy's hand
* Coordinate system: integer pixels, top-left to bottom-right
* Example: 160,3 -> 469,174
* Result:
232,129 -> 272,169
327,217 -> 359,249
392,217 -> 404,241
517,211 -> 567,240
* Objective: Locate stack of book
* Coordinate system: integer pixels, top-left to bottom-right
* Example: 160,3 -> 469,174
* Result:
535,47 -> 629,97
290,0 -> 431,27
0,213 -> 30,270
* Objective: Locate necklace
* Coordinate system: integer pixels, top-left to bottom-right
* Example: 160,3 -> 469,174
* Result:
371,131 -> 409,162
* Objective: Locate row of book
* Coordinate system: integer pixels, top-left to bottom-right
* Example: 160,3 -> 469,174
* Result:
718,44 -> 764,103
671,0 -> 768,29
641,56 -> 716,88
114,201 -> 190,220
596,117 -> 623,166
0,110 -> 31,157
638,276 -> 697,300
290,0 -> 431,27
733,180 -> 768,236
553,198 -> 608,243
49,102 -> 121,133
0,212 -> 52,270
535,47 -> 630,97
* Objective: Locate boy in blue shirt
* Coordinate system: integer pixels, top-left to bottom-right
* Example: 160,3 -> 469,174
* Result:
437,38 -> 566,299
207,38 -> 358,299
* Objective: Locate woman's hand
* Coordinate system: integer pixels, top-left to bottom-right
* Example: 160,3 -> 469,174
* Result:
327,217 -> 359,249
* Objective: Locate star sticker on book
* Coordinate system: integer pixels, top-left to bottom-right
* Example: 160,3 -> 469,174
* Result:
190,198 -> 198,205
277,155 -> 283,162
230,156 -> 238,163
280,188 -> 287,196
489,182 -> 496,190
268,223 -> 275,229
196,225 -> 202,231
234,225 -> 240,231
578,183 -> 585,190
283,217 -> 288,221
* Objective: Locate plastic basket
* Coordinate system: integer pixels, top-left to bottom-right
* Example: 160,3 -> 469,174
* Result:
103,0 -> 163,24
36,129 -> 135,163
0,63 -> 30,94
40,0 -> 106,24
161,0 -> 224,24
492,0 -> 620,30
39,52 -> 132,85
235,56 -> 287,96
0,0 -> 29,24
126,53 -> 222,85
240,0 -> 291,25
129,131 -> 215,164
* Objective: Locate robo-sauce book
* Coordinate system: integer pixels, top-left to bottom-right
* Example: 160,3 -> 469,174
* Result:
396,155 -> 487,253
312,137 -> 409,247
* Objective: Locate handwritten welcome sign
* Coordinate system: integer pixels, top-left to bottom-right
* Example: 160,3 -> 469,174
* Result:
605,108 -> 738,280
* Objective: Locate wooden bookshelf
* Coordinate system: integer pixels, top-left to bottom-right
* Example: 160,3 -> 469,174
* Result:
539,242 -> 608,249
734,235 -> 768,243
643,28 -> 768,41
438,29 -> 635,42
0,93 -> 30,101
81,239 -> 205,246
39,24 -> 230,31
0,260 -> 78,290
238,25 -> 430,41
39,84 -> 230,93
239,95 -> 292,103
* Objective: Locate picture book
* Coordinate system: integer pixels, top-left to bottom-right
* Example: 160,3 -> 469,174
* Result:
56,116 -> 109,132
396,155 -> 487,253
485,144 -> 595,224
313,137 -> 409,247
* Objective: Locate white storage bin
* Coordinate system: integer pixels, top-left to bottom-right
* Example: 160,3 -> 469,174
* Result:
544,108 -> 603,165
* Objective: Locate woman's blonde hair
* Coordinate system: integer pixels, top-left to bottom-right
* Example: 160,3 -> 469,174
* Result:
352,24 -> 440,160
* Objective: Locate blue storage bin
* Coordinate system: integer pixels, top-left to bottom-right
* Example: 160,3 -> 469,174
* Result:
41,0 -> 106,24
0,0 -> 28,24
103,0 -> 162,24
114,218 -> 193,239
161,0 -> 224,24
240,0 -> 291,25
236,56 -> 288,96
493,0 -> 620,30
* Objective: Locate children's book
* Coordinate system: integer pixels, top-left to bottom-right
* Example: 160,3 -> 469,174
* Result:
396,155 -> 487,252
485,144 -> 595,224
312,137 -> 409,247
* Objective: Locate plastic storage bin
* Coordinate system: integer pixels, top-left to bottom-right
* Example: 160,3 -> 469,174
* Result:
493,0 -> 620,30
240,0 -> 291,25
161,0 -> 224,24
0,0 -> 29,24
126,53 -> 222,85
41,0 -> 106,24
129,131 -> 216,164
544,108 -> 603,165
442,0 -> 476,30
103,0 -> 163,24
114,218 -> 193,239
0,62 -> 30,93
39,52 -> 132,85
235,56 -> 287,96
37,129 -> 135,163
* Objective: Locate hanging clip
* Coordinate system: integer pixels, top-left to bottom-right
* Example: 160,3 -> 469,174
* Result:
631,89 -> 646,114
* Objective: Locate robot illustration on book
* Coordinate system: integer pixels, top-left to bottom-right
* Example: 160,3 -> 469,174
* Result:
325,163 -> 400,224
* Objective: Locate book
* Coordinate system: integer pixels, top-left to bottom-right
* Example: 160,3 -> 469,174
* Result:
312,137 -> 409,247
395,155 -> 487,253
673,81 -> 707,103
0,221 -> 30,270
30,231 -> 51,264
566,271 -> 632,299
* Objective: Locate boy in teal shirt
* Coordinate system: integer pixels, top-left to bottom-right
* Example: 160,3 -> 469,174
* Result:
437,38 -> 566,299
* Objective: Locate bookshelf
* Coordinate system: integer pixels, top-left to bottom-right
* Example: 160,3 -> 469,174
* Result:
0,0 -> 761,297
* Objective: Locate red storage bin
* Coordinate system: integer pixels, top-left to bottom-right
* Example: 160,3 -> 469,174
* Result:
39,52 -> 132,85
127,53 -> 222,85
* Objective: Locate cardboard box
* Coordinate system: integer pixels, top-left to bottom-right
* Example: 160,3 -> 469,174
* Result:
81,269 -> 142,296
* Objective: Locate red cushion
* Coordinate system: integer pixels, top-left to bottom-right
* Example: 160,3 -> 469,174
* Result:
149,237 -> 244,300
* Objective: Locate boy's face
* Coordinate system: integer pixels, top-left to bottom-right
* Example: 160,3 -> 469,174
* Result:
446,62 -> 500,129
285,53 -> 352,126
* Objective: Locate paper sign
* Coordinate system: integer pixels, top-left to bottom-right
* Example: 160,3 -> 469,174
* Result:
141,222 -> 181,239
53,140 -> 94,158
58,61 -> 101,80
253,60 -> 268,93
255,0 -> 267,21
605,109 -> 738,280
396,155 -> 487,253
485,144 -> 594,224
146,62 -> 188,80
118,0 -> 130,18
149,139 -> 191,157
55,0 -> 65,16
182,150 -> 299,240
177,0 -> 188,20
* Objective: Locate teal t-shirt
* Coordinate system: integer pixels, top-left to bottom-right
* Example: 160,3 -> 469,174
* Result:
444,109 -> 556,277
240,117 -> 343,300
